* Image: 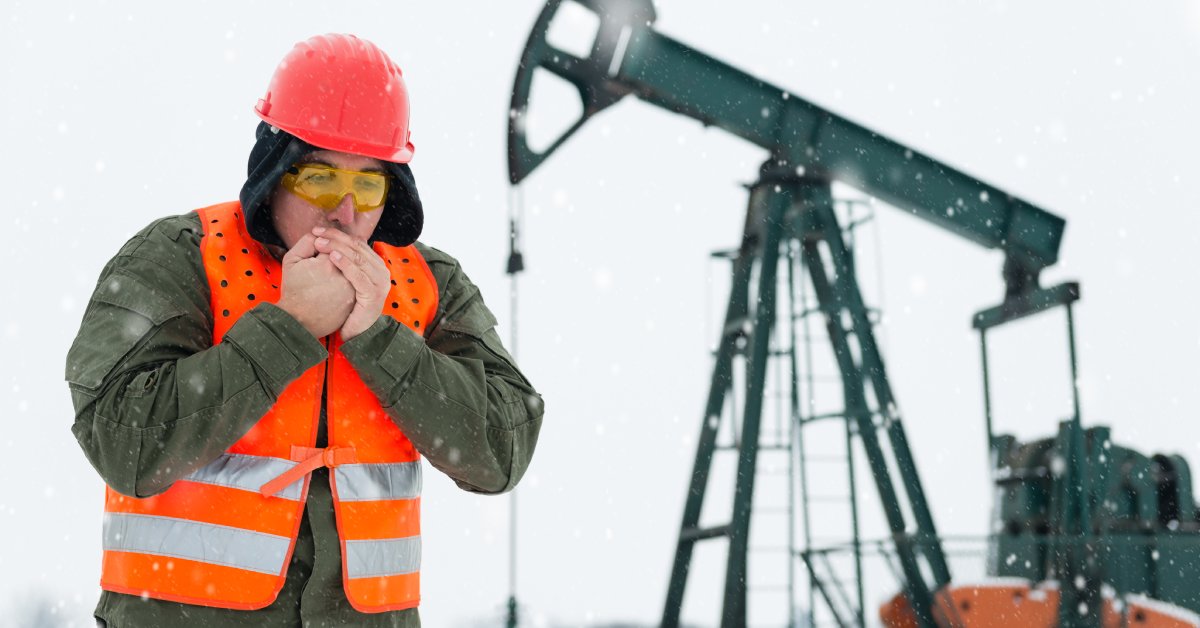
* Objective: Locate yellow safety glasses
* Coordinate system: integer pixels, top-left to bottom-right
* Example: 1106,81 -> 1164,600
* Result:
279,163 -> 390,212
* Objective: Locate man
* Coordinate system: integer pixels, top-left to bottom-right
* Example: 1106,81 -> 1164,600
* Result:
65,33 -> 543,626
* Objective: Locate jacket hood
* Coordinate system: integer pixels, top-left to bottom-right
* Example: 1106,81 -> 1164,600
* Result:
238,121 -> 424,249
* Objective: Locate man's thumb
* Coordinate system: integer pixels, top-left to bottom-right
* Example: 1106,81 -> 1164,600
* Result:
283,234 -> 319,264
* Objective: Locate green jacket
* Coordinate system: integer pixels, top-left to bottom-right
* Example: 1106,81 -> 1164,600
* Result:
66,211 -> 544,627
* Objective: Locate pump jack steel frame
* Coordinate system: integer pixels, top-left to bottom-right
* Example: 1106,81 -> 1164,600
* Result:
659,168 -> 955,625
508,0 -> 1075,625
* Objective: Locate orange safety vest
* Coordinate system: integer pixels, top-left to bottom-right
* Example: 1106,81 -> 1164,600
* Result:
99,201 -> 438,612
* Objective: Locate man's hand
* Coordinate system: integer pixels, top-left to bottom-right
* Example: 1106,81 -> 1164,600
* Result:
275,233 -> 356,338
311,227 -> 391,341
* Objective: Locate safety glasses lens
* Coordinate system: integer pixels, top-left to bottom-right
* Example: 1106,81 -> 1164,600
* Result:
281,164 -> 389,212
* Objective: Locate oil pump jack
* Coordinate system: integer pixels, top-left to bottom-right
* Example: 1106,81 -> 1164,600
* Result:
507,1 -> 1200,626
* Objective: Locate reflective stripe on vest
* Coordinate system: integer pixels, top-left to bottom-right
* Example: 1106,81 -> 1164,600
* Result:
185,454 -> 423,503
346,537 -> 422,578
186,453 -> 306,500
104,513 -> 290,575
104,457 -> 425,576
99,201 -> 438,612
335,462 -> 422,501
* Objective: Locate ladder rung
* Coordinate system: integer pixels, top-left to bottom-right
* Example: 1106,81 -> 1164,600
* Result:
804,410 -> 875,421
793,307 -> 824,319
712,444 -> 792,453
679,524 -> 730,543
801,535 -> 863,544
803,455 -> 850,463
747,584 -> 791,592
797,375 -> 844,383
750,545 -> 792,553
799,413 -> 845,425
806,495 -> 851,503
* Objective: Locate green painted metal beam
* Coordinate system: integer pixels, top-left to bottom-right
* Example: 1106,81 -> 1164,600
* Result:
720,178 -> 792,626
509,0 -> 1066,289
973,282 -> 1080,330
660,174 -> 759,628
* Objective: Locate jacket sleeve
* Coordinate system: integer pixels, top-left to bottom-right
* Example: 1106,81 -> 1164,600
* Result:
340,246 -> 544,494
65,214 -> 328,498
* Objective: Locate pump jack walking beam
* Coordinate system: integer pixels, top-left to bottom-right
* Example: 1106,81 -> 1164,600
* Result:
509,0 -> 1064,299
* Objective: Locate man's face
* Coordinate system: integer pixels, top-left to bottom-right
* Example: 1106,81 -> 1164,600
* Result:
270,149 -> 388,249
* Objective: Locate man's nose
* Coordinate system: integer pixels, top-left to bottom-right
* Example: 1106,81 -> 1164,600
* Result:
327,193 -> 357,225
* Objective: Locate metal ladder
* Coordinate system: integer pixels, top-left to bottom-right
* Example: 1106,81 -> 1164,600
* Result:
662,169 -> 951,628
789,200 -> 882,628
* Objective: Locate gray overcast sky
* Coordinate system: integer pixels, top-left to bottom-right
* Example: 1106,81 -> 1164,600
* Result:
3,1 -> 1200,626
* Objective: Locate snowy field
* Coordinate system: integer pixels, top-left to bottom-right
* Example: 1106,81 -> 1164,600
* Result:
3,1 -> 1200,626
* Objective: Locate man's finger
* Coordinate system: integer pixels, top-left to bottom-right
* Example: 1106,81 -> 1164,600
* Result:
313,227 -> 375,256
316,237 -> 362,264
283,233 -> 320,264
330,249 -> 380,295
315,234 -> 384,274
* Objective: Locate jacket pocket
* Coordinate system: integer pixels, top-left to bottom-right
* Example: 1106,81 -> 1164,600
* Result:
65,271 -> 186,390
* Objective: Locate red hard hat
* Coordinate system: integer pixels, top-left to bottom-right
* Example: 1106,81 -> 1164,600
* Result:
255,34 -> 415,163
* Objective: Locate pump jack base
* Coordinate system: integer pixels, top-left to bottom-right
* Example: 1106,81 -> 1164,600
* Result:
880,579 -> 1200,628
